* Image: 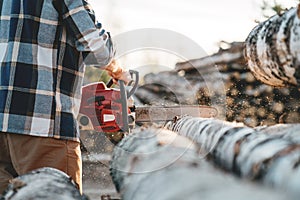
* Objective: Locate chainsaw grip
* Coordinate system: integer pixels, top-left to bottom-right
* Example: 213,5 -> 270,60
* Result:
119,80 -> 129,132
126,70 -> 139,98
106,79 -> 114,88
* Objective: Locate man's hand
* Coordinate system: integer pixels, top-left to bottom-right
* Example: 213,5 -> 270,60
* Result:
105,60 -> 132,85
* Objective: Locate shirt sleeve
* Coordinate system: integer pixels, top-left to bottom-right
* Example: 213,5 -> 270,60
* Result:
53,0 -> 115,67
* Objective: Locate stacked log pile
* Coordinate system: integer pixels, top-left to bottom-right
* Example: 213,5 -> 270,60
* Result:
134,41 -> 300,127
171,116 -> 300,198
110,128 -> 291,200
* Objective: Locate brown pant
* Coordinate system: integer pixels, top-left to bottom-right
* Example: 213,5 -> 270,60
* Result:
0,132 -> 82,194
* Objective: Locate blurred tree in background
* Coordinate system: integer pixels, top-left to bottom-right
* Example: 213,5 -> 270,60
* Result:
261,0 -> 286,17
261,0 -> 300,18
84,66 -> 111,85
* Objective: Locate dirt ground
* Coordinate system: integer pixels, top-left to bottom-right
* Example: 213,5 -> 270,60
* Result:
82,159 -> 120,199
80,131 -> 121,200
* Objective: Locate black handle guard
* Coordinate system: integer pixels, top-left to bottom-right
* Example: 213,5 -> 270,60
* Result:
107,70 -> 139,133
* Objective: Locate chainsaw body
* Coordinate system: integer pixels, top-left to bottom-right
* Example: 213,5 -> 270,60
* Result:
78,70 -> 138,133
78,69 -> 218,135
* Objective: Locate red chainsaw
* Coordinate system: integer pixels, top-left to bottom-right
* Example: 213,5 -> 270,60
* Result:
78,70 -> 217,134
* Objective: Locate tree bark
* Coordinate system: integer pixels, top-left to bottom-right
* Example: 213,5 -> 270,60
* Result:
171,116 -> 300,197
1,167 -> 85,200
245,5 -> 300,87
110,128 -> 291,200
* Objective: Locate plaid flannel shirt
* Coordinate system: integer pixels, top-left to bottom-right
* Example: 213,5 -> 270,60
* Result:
0,0 -> 114,141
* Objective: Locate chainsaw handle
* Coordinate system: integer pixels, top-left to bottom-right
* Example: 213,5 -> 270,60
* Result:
118,70 -> 138,133
106,79 -> 114,88
119,80 -> 129,132
126,70 -> 139,98
106,70 -> 139,99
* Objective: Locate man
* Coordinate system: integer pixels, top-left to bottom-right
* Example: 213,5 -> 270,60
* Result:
0,0 -> 130,194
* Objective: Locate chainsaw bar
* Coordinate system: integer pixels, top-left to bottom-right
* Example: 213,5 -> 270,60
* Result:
134,105 -> 217,123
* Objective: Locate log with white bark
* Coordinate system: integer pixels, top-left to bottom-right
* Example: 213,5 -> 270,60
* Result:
244,5 -> 300,87
171,116 -> 300,197
1,167 -> 85,200
110,128 -> 292,200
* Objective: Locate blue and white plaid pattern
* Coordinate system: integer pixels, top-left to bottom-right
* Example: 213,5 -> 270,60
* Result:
0,0 -> 114,141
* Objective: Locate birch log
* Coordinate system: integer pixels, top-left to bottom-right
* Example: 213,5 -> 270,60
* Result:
245,5 -> 300,87
110,128 -> 291,200
171,116 -> 300,197
1,167 -> 85,200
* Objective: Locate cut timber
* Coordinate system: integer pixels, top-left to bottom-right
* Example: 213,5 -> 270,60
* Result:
245,5 -> 300,87
1,167 -> 85,200
171,116 -> 300,197
110,128 -> 291,200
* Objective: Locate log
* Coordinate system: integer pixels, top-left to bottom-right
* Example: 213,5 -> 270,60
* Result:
244,5 -> 300,87
134,86 -> 178,106
1,167 -> 86,200
110,128 -> 291,200
171,116 -> 300,197
175,41 -> 246,72
143,71 -> 198,104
